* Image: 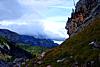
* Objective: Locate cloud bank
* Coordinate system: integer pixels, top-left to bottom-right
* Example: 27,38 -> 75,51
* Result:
0,0 -> 79,41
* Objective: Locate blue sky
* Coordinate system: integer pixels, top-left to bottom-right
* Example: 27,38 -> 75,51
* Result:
0,0 -> 79,41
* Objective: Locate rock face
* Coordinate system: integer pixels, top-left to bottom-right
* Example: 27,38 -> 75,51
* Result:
65,0 -> 100,37
39,0 -> 100,67
0,29 -> 58,48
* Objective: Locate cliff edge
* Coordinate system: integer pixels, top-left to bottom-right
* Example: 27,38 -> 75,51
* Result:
38,0 -> 100,67
65,0 -> 100,37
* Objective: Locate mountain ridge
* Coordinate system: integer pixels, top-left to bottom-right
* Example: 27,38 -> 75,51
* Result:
0,29 -> 58,48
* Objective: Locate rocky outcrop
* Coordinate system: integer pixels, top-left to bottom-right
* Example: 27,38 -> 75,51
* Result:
65,0 -> 100,37
38,0 -> 100,67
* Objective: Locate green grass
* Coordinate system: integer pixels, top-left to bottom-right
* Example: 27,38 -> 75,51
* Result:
17,44 -> 48,56
0,37 -> 12,61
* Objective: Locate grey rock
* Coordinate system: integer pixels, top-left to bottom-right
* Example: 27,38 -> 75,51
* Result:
65,0 -> 100,37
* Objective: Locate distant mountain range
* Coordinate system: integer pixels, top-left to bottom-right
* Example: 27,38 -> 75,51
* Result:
0,29 -> 58,48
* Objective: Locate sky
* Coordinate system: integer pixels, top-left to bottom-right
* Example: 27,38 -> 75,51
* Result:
0,0 -> 79,42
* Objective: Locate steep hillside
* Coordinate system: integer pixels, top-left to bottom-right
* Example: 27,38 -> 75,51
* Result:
41,16 -> 100,67
0,37 -> 33,59
0,0 -> 100,67
0,35 -> 49,67
18,45 -> 48,56
0,37 -> 34,67
36,0 -> 100,67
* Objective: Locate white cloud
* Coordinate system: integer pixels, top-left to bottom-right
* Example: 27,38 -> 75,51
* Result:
41,16 -> 68,40
0,0 -> 79,41
0,20 -> 44,36
49,6 -> 74,9
0,20 -> 27,26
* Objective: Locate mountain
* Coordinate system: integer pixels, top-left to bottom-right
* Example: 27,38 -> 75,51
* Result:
0,37 -> 33,62
33,0 -> 100,67
0,36 -> 35,67
0,29 -> 58,48
0,37 -> 33,59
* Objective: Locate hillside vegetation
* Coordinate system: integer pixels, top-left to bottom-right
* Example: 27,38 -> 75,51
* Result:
40,15 -> 100,67
17,44 -> 48,56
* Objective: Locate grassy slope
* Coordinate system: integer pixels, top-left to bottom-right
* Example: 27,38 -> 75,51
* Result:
40,16 -> 100,67
17,44 -> 48,56
0,37 -> 12,61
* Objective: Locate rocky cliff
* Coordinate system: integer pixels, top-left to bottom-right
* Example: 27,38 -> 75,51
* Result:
0,0 -> 100,67
36,0 -> 100,67
65,0 -> 100,37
